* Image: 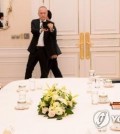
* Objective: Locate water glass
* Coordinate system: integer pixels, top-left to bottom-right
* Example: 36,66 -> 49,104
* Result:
104,79 -> 112,87
91,89 -> 98,104
89,70 -> 95,80
17,83 -> 27,103
29,78 -> 36,91
17,82 -> 26,92
18,89 -> 26,103
94,76 -> 101,89
89,70 -> 95,76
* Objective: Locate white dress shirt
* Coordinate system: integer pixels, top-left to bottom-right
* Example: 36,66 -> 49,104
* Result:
37,20 -> 44,47
0,20 -> 3,28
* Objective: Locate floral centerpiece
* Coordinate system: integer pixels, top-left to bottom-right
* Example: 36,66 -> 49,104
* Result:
38,84 -> 77,120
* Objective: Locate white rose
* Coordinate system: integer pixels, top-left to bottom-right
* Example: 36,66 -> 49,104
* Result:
42,107 -> 48,114
49,106 -> 54,112
48,110 -> 56,117
53,102 -> 60,108
55,107 -> 64,115
52,94 -> 59,100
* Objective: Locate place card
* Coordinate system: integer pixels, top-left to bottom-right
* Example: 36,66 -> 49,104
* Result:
110,102 -> 120,109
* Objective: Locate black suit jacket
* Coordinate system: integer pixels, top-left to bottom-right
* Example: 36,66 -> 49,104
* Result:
28,19 -> 61,58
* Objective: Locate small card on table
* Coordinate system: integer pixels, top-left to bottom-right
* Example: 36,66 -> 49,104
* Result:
110,102 -> 120,109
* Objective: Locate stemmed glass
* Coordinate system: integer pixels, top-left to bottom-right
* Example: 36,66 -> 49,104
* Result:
87,70 -> 95,93
89,70 -> 95,81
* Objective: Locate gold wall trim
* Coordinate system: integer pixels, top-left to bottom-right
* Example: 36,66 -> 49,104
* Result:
85,32 -> 91,59
79,33 -> 84,59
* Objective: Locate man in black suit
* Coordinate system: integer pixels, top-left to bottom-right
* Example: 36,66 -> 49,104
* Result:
47,10 -> 62,77
25,6 -> 57,79
0,12 -> 4,28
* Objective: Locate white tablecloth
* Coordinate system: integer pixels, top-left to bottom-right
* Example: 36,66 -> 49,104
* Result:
0,78 -> 120,134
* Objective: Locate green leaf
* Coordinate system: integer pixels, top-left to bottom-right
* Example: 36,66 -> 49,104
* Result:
66,108 -> 73,115
57,115 -> 63,120
68,94 -> 72,101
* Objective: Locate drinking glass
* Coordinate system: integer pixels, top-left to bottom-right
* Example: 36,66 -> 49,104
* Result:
17,83 -> 27,103
104,79 -> 112,87
94,75 -> 101,89
89,70 -> 95,81
29,78 -> 36,91
91,89 -> 98,105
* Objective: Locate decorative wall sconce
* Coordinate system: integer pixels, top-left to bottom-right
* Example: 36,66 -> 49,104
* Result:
7,0 -> 13,15
0,0 -> 13,30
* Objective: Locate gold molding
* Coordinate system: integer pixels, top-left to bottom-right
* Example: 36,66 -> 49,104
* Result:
79,33 -> 84,59
85,32 -> 91,59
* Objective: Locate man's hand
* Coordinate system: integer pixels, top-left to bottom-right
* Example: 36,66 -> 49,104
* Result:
0,26 -> 10,31
47,23 -> 54,31
40,28 -> 48,33
51,55 -> 58,59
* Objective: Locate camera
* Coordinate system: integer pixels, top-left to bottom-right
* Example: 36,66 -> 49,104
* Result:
43,22 -> 48,29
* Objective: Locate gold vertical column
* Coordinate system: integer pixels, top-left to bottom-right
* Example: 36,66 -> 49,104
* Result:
79,33 -> 84,59
85,32 -> 91,59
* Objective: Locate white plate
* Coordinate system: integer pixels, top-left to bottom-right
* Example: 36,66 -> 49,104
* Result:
15,103 -> 29,110
98,98 -> 109,104
104,84 -> 114,88
99,100 -> 109,104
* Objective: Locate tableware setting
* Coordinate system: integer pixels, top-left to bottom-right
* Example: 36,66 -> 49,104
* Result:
15,82 -> 29,110
15,101 -> 29,110
98,92 -> 109,104
104,79 -> 114,88
90,86 -> 110,105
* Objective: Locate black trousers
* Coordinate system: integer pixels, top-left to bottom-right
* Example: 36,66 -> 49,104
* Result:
25,47 -> 48,79
48,58 -> 62,77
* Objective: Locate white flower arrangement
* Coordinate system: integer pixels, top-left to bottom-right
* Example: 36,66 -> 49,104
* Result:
38,84 -> 77,120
